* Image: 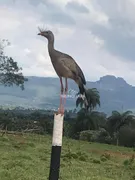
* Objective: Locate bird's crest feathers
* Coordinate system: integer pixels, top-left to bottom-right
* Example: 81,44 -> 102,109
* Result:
38,26 -> 48,33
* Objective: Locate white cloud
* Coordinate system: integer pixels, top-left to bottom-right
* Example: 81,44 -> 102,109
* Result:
24,48 -> 31,55
0,0 -> 135,86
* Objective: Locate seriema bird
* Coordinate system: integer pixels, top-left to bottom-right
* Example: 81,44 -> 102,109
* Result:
37,28 -> 88,115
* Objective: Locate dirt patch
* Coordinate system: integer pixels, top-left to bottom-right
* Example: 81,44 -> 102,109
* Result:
89,148 -> 135,159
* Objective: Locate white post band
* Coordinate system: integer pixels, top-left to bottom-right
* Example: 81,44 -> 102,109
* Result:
52,114 -> 64,146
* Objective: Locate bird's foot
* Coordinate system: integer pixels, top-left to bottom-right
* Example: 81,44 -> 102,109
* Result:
60,94 -> 67,99
57,107 -> 64,116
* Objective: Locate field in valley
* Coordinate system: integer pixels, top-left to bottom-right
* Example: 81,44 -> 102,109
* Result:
0,133 -> 135,180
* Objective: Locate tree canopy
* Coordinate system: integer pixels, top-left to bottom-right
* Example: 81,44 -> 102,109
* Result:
76,88 -> 100,112
0,39 -> 28,90
106,110 -> 135,134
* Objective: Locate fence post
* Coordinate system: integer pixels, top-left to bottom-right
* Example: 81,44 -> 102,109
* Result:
49,113 -> 64,180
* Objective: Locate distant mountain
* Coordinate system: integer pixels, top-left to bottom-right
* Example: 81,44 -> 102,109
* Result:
0,75 -> 135,115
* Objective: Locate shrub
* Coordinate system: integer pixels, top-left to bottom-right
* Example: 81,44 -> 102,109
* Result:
92,159 -> 101,164
100,156 -> 107,162
119,126 -> 135,147
97,128 -> 112,144
100,152 -> 111,162
79,128 -> 112,144
123,155 -> 135,169
62,151 -> 88,162
79,130 -> 99,142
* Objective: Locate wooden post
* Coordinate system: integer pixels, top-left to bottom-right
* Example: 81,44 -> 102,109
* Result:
49,113 -> 64,180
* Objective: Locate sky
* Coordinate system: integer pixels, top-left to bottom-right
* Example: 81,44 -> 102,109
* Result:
1,0 -> 135,85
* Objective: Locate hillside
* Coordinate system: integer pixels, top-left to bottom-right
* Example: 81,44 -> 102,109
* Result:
0,134 -> 135,180
0,75 -> 135,115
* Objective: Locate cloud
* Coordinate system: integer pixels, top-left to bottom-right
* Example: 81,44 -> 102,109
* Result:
90,22 -> 135,61
48,12 -> 76,25
1,0 -> 135,86
89,0 -> 135,61
65,1 -> 89,14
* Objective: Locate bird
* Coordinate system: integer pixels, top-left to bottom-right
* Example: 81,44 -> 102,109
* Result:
37,27 -> 88,115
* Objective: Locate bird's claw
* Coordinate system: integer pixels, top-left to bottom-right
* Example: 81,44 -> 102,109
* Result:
57,107 -> 64,116
60,94 -> 66,98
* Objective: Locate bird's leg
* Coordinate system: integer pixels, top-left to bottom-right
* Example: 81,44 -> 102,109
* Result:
63,78 -> 68,111
60,77 -> 64,95
65,78 -> 68,95
58,77 -> 64,115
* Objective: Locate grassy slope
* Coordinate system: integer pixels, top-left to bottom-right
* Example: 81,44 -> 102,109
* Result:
0,134 -> 135,180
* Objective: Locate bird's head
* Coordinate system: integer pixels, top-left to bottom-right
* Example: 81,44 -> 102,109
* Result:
37,27 -> 54,41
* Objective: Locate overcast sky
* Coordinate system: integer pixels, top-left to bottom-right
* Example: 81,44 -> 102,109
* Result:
1,0 -> 135,85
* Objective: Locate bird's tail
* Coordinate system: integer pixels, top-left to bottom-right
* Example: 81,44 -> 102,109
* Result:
78,84 -> 89,110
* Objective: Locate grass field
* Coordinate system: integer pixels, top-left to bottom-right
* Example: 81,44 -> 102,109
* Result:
0,133 -> 135,180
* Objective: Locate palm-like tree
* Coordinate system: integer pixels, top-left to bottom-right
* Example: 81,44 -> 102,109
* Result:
76,88 -> 100,112
106,110 -> 135,145
72,109 -> 99,136
107,110 -> 135,133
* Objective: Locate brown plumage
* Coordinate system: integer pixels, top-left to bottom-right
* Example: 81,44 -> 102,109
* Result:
38,28 -> 88,114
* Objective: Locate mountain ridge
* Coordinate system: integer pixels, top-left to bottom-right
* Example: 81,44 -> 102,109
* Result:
0,75 -> 134,115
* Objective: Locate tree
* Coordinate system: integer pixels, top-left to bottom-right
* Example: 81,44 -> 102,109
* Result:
77,109 -> 97,131
76,88 -> 100,112
107,110 -> 135,133
0,111 -> 13,136
71,109 -> 103,139
75,88 -> 100,134
0,39 -> 27,90
106,110 -> 135,145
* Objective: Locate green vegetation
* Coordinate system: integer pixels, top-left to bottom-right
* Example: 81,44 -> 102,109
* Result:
0,39 -> 27,90
1,38 -> 135,179
76,88 -> 100,111
0,101 -> 135,148
0,133 -> 135,180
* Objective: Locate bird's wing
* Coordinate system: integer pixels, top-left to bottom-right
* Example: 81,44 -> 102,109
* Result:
59,53 -> 86,85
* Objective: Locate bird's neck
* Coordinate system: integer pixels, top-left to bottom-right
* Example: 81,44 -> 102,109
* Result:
48,39 -> 55,55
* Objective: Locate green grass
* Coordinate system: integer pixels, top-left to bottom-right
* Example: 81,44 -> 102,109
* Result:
0,133 -> 135,180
